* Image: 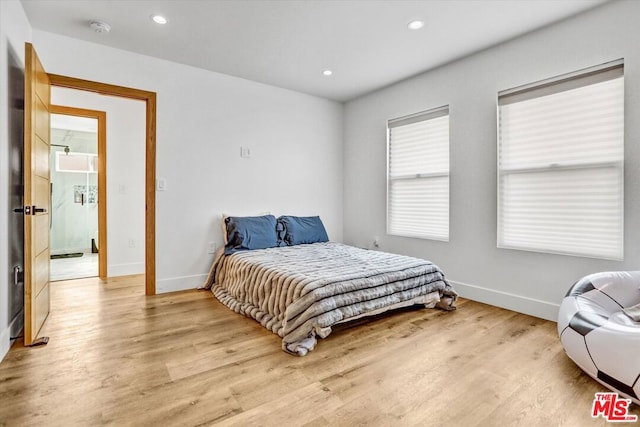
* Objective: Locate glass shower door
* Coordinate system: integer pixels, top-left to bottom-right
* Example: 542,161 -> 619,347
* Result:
49,114 -> 99,281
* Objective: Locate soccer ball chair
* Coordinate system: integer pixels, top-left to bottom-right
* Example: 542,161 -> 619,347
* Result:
558,271 -> 640,405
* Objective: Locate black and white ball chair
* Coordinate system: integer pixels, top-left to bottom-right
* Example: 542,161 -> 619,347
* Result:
558,271 -> 640,405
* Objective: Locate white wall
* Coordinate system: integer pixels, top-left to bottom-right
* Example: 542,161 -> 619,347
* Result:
51,88 -> 146,277
0,0 -> 31,362
343,0 -> 640,321
32,30 -> 344,293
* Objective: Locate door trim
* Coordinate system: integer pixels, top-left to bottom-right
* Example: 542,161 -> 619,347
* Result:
50,105 -> 107,279
48,74 -> 157,295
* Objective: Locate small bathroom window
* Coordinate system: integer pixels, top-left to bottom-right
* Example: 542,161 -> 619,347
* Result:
56,152 -> 98,173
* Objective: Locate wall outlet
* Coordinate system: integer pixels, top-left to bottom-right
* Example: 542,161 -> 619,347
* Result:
207,241 -> 217,254
240,147 -> 252,158
373,236 -> 380,248
128,239 -> 136,248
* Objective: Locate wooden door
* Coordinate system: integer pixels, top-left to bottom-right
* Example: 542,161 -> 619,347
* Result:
24,43 -> 51,346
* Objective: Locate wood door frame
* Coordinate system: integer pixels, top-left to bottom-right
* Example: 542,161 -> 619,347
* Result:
48,74 -> 157,295
50,105 -> 108,279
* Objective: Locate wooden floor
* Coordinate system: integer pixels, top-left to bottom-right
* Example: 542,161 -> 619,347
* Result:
0,275 -> 636,426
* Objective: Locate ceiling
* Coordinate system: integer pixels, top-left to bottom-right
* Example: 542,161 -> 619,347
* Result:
21,0 -> 608,102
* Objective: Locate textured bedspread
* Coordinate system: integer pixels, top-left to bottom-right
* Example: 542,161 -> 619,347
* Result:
202,242 -> 457,355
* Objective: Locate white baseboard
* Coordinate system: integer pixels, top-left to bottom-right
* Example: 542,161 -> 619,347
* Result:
449,279 -> 559,322
1,311 -> 25,363
0,326 -> 10,363
9,309 -> 23,340
108,262 -> 145,277
156,273 -> 209,293
99,270 -> 561,320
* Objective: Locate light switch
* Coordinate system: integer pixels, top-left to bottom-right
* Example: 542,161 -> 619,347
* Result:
240,147 -> 252,158
156,178 -> 166,191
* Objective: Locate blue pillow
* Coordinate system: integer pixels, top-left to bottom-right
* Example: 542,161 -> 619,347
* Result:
224,215 -> 278,255
278,216 -> 329,246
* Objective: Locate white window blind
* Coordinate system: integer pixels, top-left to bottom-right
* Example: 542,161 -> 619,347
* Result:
387,106 -> 449,241
498,60 -> 624,260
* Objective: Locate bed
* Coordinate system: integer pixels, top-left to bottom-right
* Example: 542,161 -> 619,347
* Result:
202,215 -> 457,356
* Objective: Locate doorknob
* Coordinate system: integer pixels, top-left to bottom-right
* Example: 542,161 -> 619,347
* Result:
13,206 -> 47,215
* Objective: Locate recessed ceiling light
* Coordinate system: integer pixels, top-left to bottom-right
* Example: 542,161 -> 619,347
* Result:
407,20 -> 425,30
89,21 -> 111,34
322,70 -> 333,76
151,15 -> 168,25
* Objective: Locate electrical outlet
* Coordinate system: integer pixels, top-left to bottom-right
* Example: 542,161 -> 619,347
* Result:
373,236 -> 380,248
128,239 -> 135,248
240,147 -> 252,158
207,241 -> 217,254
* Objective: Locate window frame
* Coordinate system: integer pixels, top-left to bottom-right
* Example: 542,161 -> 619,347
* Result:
386,105 -> 450,241
496,60 -> 624,260
55,151 -> 98,174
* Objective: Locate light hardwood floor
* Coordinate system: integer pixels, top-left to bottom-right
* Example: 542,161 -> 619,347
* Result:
0,275 -> 635,426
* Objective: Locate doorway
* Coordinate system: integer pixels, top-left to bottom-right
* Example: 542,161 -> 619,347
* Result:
49,106 -> 107,281
49,74 -> 157,296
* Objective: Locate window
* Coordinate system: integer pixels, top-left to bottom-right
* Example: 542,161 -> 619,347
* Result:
387,106 -> 449,241
498,60 -> 624,260
56,151 -> 98,173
